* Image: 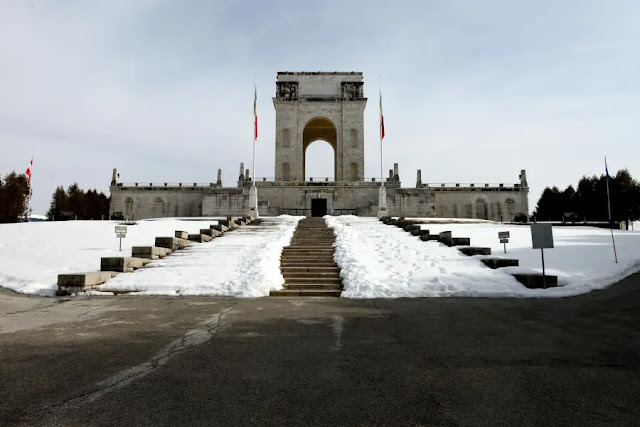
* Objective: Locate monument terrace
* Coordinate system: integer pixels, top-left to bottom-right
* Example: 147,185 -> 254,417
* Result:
109,71 -> 529,220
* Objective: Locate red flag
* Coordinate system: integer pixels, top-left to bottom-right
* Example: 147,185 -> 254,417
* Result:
379,92 -> 385,140
254,86 -> 258,141
26,158 -> 33,184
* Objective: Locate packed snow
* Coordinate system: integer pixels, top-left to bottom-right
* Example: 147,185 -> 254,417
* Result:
100,216 -> 300,297
0,218 -> 225,296
325,216 -> 640,298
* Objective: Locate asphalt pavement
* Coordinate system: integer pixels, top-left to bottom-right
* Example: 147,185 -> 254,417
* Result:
1,273 -> 639,426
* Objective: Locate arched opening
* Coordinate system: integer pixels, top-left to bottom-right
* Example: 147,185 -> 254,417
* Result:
282,162 -> 290,180
349,162 -> 358,181
125,197 -> 134,219
475,198 -> 488,220
303,118 -> 337,180
282,128 -> 291,148
153,197 -> 165,216
505,198 -> 516,220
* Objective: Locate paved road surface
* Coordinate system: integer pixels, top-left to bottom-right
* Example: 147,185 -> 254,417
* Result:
1,273 -> 639,426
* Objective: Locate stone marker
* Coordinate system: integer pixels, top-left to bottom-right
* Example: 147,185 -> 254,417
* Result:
411,228 -> 430,236
211,224 -> 228,233
512,273 -> 558,289
175,231 -> 189,239
451,237 -> 471,246
131,246 -> 171,260
438,231 -> 453,247
101,257 -> 150,272
155,237 -> 190,250
459,247 -> 492,256
200,228 -> 222,238
188,234 -> 213,243
481,258 -> 519,269
57,271 -> 118,294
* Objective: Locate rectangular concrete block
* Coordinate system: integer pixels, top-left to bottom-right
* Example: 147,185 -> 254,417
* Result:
101,257 -> 150,272
57,271 -> 118,294
210,224 -> 228,233
411,229 -> 429,236
404,224 -> 421,232
188,234 -> 213,243
481,258 -> 519,269
439,231 -> 453,247
131,246 -> 171,260
155,237 -> 190,250
175,230 -> 189,239
459,247 -> 492,256
452,237 -> 471,246
512,273 -> 558,289
200,228 -> 222,238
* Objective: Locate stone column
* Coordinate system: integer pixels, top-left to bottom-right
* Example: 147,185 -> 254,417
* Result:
377,184 -> 388,218
217,169 -> 222,186
416,169 -> 422,188
111,168 -> 119,186
393,163 -> 399,181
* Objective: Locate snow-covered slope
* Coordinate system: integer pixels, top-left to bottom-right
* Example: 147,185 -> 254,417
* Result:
100,216 -> 300,297
0,218 -> 223,296
326,216 -> 640,298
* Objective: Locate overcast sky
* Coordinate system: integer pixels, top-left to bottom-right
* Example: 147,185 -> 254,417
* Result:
1,0 -> 639,215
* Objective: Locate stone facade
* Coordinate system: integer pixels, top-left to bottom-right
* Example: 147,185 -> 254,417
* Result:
109,71 -> 529,221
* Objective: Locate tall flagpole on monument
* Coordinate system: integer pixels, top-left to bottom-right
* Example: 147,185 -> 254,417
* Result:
377,75 -> 387,217
605,156 -> 618,263
249,79 -> 259,218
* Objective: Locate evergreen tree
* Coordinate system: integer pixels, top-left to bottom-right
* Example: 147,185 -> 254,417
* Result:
46,186 -> 70,220
0,172 -> 30,223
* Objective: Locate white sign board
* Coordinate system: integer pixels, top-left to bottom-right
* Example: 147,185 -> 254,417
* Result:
115,226 -> 127,234
116,233 -> 126,238
498,231 -> 510,239
531,224 -> 554,249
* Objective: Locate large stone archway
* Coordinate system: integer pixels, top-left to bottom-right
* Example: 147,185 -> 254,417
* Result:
303,118 -> 337,180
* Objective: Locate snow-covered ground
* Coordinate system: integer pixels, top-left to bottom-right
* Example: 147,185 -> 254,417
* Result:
326,216 -> 640,298
100,216 -> 300,297
0,218 -> 224,296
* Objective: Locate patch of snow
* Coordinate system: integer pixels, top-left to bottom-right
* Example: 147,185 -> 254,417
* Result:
100,216 -> 301,297
0,218 -> 221,296
326,216 -> 640,298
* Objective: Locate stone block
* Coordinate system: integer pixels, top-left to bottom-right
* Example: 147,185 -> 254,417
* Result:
200,228 -> 222,238
218,219 -> 236,229
131,246 -> 171,260
404,224 -> 421,232
459,247 -> 491,256
438,231 -> 453,247
452,237 -> 471,246
481,258 -> 519,269
512,273 -> 558,289
155,237 -> 190,250
411,229 -> 429,237
175,230 -> 189,239
188,234 -> 213,243
57,271 -> 118,294
211,224 -> 229,233
101,257 -> 150,272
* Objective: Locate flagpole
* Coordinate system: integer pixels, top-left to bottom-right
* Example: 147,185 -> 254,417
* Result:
377,75 -> 387,218
379,76 -> 383,183
27,155 -> 33,222
250,80 -> 259,217
605,156 -> 618,263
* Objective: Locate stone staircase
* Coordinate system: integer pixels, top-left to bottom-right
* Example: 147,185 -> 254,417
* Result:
271,217 -> 343,297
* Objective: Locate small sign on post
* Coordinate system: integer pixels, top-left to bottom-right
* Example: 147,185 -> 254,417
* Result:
498,231 -> 510,253
530,224 -> 554,288
115,225 -> 127,251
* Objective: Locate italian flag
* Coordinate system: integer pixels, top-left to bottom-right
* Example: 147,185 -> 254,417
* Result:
379,92 -> 385,140
254,86 -> 258,141
26,157 -> 33,184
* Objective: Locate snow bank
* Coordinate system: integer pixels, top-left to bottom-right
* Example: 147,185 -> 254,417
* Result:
0,218 -> 224,296
423,222 -> 640,297
101,216 -> 301,297
326,216 -> 640,298
325,216 -> 525,298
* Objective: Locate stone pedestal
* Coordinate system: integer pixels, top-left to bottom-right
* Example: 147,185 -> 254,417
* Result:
248,185 -> 259,218
376,186 -> 388,218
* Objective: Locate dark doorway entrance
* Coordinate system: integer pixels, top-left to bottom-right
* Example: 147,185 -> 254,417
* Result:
311,199 -> 327,217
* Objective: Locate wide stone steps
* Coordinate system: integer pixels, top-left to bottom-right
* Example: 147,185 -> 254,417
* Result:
271,217 -> 343,297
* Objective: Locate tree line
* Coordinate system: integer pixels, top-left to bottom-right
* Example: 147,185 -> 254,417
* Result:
46,184 -> 110,221
534,169 -> 640,226
0,172 -> 30,223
